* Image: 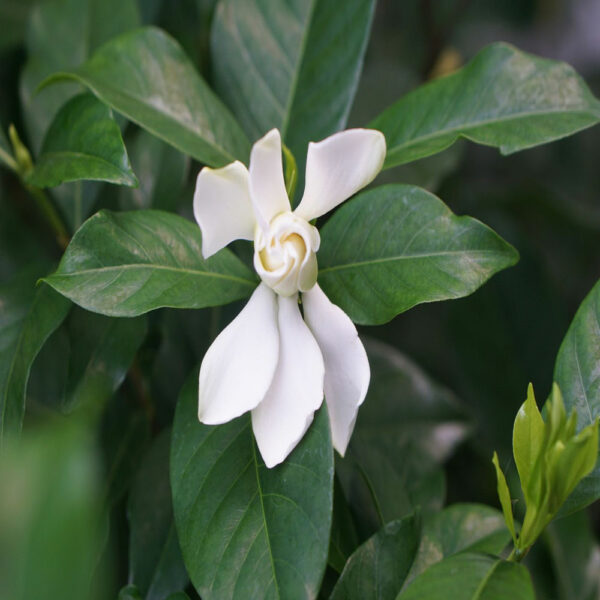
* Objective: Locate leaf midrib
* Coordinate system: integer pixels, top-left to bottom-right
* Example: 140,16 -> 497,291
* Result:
320,248 -> 512,274
384,106 -> 600,160
49,263 -> 257,287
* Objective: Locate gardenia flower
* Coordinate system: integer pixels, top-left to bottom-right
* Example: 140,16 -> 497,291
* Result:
194,128 -> 386,467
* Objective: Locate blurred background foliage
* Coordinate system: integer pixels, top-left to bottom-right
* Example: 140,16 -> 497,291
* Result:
0,0 -> 599,599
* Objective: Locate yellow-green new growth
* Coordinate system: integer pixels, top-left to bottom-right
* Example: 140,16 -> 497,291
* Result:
493,383 -> 598,561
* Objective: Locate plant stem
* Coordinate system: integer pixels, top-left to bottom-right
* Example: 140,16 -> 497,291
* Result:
25,183 -> 69,250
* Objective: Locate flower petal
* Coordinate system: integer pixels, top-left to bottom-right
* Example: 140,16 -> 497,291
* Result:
249,129 -> 290,231
193,161 -> 255,258
198,283 -> 279,424
302,283 -> 370,455
295,129 -> 386,221
251,295 -> 324,468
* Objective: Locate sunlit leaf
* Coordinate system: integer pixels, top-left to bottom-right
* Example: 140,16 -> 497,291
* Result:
318,184 -> 519,325
44,27 -> 250,167
44,210 -> 257,317
371,43 -> 600,169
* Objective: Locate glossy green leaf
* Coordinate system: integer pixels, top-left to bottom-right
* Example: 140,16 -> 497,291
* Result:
44,27 -> 250,167
118,129 -> 189,211
44,210 -> 257,317
370,43 -> 600,169
0,421 -> 107,600
318,184 -> 519,325
171,375 -> 333,600
27,94 -> 137,189
330,514 -> 420,600
492,452 -> 517,545
337,339 -> 470,537
513,383 -> 545,505
405,503 -> 511,587
0,276 -> 71,444
20,0 -> 140,153
211,0 -> 375,162
397,552 -> 535,600
129,431 -> 188,600
554,278 -> 600,513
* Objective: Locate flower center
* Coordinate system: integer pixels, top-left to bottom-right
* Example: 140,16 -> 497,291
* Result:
253,212 -> 320,297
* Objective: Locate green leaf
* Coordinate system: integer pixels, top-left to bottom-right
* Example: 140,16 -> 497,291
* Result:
118,129 -> 189,211
337,339 -> 470,537
44,27 -> 250,167
0,276 -> 71,444
211,0 -> 375,162
43,210 -> 257,317
170,374 -> 333,600
492,452 -> 517,545
318,184 -> 519,325
513,383 -> 545,505
405,503 -> 512,587
370,43 -> 600,170
27,93 -> 137,189
330,514 -> 420,600
20,0 -> 140,153
129,431 -> 188,600
554,278 -> 600,513
0,421 -> 108,600
397,553 -> 535,600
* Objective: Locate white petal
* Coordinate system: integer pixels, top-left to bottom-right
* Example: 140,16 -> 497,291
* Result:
193,161 -> 255,258
302,284 -> 370,455
198,283 -> 279,424
249,129 -> 290,231
295,129 -> 386,221
251,295 -> 324,468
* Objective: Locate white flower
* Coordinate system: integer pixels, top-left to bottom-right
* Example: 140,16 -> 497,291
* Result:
193,128 -> 386,467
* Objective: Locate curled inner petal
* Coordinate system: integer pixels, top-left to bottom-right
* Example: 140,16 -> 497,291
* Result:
254,212 -> 320,296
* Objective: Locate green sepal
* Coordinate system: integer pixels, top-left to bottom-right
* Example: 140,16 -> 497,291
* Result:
282,143 -> 298,202
492,452 -> 517,546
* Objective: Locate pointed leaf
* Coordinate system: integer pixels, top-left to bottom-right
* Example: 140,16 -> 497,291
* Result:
27,94 -> 137,188
170,374 -> 333,600
318,184 -> 519,325
44,27 -> 250,167
513,384 -> 545,505
211,0 -> 375,167
330,514 -> 420,600
370,43 -> 600,169
492,452 -> 517,545
0,277 -> 71,444
43,210 -> 257,317
397,553 -> 535,600
554,278 -> 600,513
